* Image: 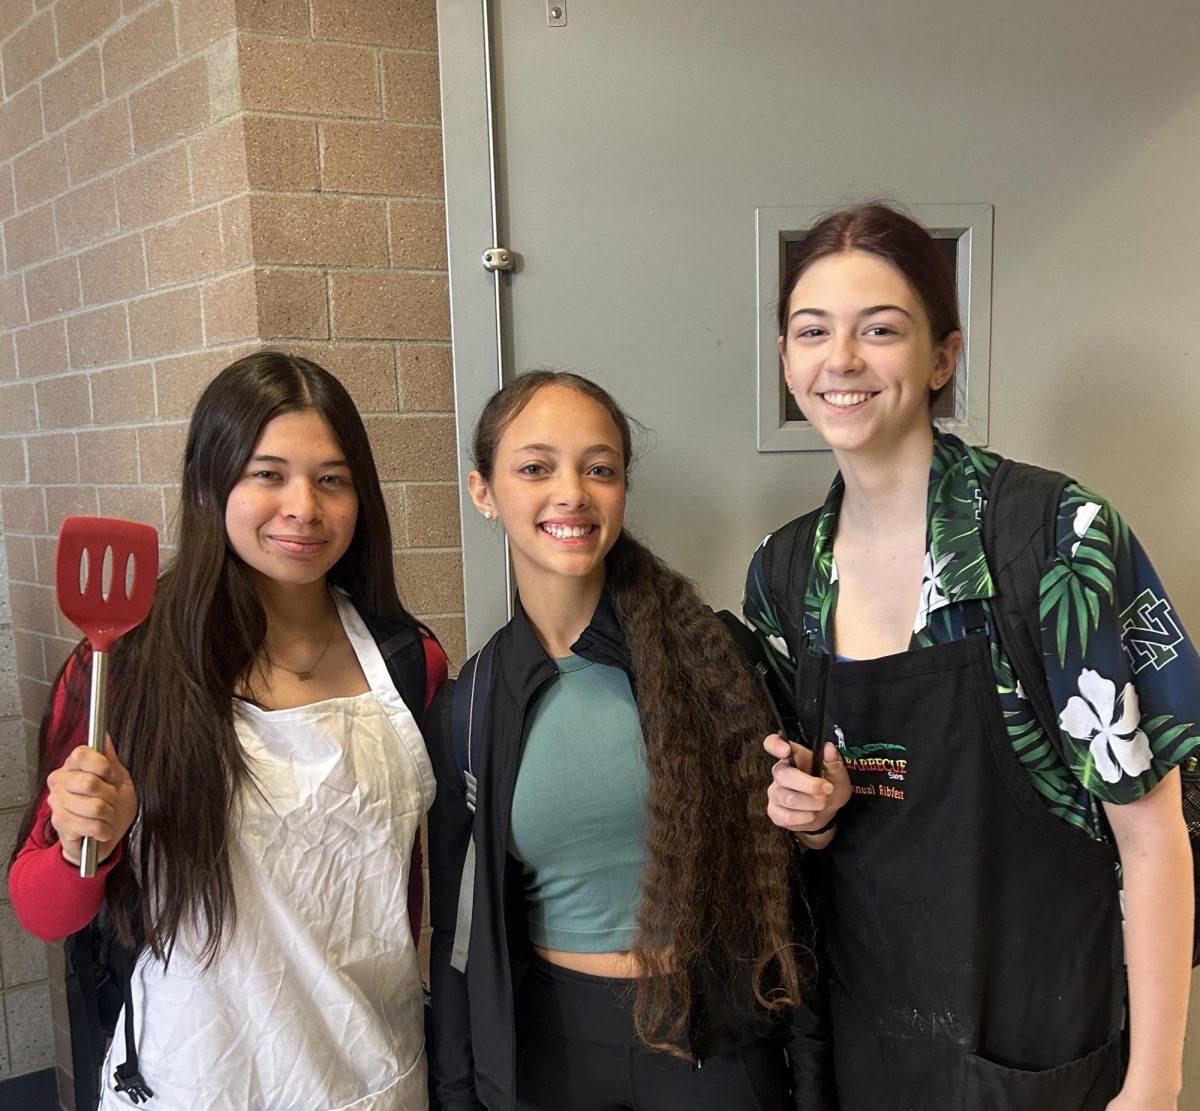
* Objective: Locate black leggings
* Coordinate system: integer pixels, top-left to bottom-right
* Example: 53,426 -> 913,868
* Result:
514,953 -> 790,1111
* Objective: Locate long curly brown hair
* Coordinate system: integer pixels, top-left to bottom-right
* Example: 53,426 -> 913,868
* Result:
472,370 -> 802,1055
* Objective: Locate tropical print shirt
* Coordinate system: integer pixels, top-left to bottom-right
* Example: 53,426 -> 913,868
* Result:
743,430 -> 1200,838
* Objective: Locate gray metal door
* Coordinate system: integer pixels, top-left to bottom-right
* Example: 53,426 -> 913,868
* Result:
439,0 -> 1200,649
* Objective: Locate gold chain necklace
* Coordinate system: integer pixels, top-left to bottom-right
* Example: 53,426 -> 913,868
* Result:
268,607 -> 339,681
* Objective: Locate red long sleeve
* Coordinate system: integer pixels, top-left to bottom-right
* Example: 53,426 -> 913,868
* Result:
8,648 -> 121,942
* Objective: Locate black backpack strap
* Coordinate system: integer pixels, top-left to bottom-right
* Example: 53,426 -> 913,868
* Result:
110,941 -> 152,1104
65,926 -> 104,1110
981,458 -> 1072,750
761,509 -> 822,656
449,633 -> 499,972
372,620 -> 428,719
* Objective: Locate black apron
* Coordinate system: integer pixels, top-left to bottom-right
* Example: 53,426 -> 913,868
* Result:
801,617 -> 1125,1110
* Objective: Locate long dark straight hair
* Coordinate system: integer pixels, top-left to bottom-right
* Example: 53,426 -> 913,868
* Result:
15,351 -> 416,964
472,371 -> 801,1054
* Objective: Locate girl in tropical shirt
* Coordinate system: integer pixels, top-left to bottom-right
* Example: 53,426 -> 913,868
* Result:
10,351 -> 446,1110
743,204 -> 1197,1110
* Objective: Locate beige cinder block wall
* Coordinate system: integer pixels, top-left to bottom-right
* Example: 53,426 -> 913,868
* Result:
0,1 -> 460,1105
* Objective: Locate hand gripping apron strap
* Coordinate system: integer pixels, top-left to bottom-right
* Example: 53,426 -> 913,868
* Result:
450,636 -> 498,973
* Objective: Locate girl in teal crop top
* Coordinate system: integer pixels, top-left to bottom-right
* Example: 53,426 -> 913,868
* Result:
430,371 -> 811,1111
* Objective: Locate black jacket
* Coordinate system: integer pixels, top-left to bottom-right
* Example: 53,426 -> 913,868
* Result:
427,593 -> 815,1111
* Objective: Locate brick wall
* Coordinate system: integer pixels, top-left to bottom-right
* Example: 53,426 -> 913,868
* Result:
0,1 -> 461,1103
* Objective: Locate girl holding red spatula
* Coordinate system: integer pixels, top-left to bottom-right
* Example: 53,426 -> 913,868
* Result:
9,351 -> 446,1110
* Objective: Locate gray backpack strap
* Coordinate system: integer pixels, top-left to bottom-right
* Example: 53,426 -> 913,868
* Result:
449,636 -> 498,973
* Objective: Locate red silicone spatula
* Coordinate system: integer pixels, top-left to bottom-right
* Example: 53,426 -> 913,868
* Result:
55,517 -> 159,878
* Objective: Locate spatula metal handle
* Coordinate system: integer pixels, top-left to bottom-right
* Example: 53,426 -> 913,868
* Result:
80,649 -> 109,879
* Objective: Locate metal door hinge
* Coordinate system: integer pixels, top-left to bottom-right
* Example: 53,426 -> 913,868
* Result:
482,247 -> 514,272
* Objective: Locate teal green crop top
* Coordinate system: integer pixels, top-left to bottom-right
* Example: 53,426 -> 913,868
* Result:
508,655 -> 650,953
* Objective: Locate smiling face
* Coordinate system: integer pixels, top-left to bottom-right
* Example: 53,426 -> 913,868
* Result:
224,408 -> 359,593
468,384 -> 627,597
778,249 -> 962,459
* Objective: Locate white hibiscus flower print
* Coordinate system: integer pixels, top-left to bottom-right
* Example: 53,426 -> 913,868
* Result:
1059,668 -> 1152,784
766,633 -> 789,657
913,551 -> 954,633
1070,501 -> 1102,557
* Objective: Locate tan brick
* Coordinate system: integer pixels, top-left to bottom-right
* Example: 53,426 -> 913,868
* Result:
102,1 -> 178,97
54,0 -> 122,59
0,484 -> 47,533
64,101 -> 133,185
0,334 -> 16,381
176,0 -> 235,53
286,342 -> 397,411
257,268 -> 327,339
0,275 -> 26,330
239,37 -> 380,116
380,482 -> 406,544
96,482 -> 165,532
32,535 -> 58,585
219,194 -> 253,268
362,413 -> 456,480
0,85 -> 44,162
0,164 -> 14,222
41,46 -> 104,133
320,121 -> 442,196
10,583 -> 57,638
3,10 -> 56,94
201,269 -> 258,345
136,422 -> 187,483
145,206 -> 223,287
388,201 -> 445,269
312,0 -> 437,50
190,117 -> 247,205
35,374 -> 92,429
55,177 -> 119,251
394,549 -> 463,613
383,51 -> 441,124
88,361 -> 155,425
66,304 -> 129,369
130,58 -> 210,155
207,32 -> 241,121
249,193 -> 388,268
405,483 -> 460,548
26,432 -> 79,484
428,614 -> 465,674
0,0 -> 33,41
14,320 -> 68,380
0,437 -> 27,483
3,202 -> 57,271
154,350 -> 230,418
77,428 -> 137,485
14,629 -> 47,681
78,233 -> 146,306
46,484 -> 100,527
44,635 -> 80,680
243,114 -> 318,190
13,136 -> 69,209
330,271 -> 449,340
4,534 -> 37,583
235,0 -> 312,35
128,286 -> 204,357
116,144 -> 192,229
23,257 -> 81,320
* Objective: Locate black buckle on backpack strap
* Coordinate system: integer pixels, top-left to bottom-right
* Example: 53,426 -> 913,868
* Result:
113,1062 -> 154,1103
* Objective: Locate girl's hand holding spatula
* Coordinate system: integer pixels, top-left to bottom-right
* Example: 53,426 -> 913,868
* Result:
46,733 -> 136,868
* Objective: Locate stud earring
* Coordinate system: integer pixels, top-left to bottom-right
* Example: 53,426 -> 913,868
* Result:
483,511 -> 493,520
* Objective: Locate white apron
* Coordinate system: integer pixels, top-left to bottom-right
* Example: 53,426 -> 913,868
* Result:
102,594 -> 436,1110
